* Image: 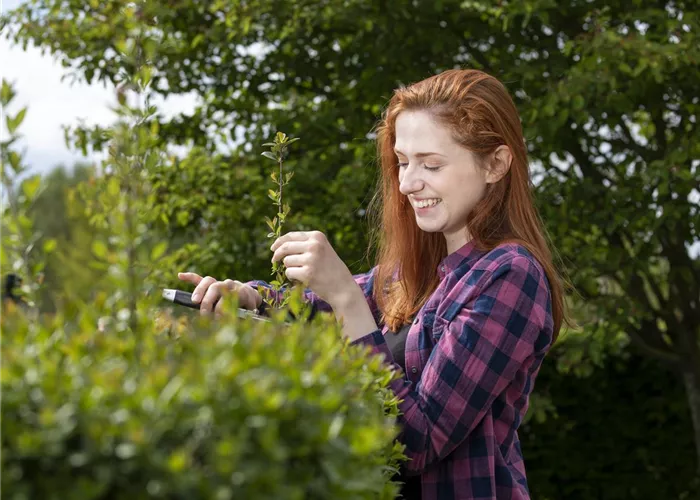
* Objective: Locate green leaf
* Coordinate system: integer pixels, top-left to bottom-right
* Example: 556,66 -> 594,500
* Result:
107,177 -> 120,197
42,239 -> 57,253
6,111 -> 22,134
143,39 -> 158,60
0,79 -> 14,105
22,176 -> 41,200
18,213 -> 32,230
8,151 -> 21,170
92,240 -> 108,259
176,211 -> 189,226
13,107 -> 27,131
151,241 -> 168,260
114,38 -> 131,56
261,151 -> 277,161
137,66 -> 153,87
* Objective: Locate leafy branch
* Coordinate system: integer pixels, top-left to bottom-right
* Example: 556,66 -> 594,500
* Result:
259,132 -> 299,310
72,19 -> 167,336
0,79 -> 55,316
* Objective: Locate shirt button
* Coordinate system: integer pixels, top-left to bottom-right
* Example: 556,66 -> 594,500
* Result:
440,265 -> 446,273
411,367 -> 418,374
413,317 -> 419,325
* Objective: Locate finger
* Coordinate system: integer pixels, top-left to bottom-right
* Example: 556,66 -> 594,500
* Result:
271,240 -> 310,263
192,276 -> 217,303
270,231 -> 311,252
222,279 -> 243,305
282,253 -> 308,268
285,265 -> 309,285
214,297 -> 228,319
214,281 -> 241,318
238,284 -> 262,310
200,281 -> 228,315
178,272 -> 203,285
308,230 -> 327,242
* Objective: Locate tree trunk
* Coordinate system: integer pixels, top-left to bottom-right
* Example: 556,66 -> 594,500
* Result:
683,367 -> 700,474
679,329 -> 700,475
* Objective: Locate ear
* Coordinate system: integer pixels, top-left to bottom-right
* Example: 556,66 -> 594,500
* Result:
485,145 -> 512,184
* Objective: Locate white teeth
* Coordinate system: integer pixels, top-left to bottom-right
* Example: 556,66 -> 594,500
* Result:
415,199 -> 441,208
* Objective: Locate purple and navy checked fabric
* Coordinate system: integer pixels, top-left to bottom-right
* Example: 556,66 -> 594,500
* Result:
247,240 -> 554,499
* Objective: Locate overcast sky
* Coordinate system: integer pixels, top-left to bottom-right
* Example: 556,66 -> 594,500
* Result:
0,0 -> 197,177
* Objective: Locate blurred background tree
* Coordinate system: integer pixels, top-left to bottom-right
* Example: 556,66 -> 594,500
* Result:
22,163 -> 106,311
2,0 -> 699,495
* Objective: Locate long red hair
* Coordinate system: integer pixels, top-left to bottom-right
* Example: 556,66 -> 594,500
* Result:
367,69 -> 568,340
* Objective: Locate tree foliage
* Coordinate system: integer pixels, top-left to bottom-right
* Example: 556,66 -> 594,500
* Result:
3,0 -> 699,477
525,351 -> 699,499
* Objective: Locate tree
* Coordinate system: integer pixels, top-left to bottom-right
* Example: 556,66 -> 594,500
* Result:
3,0 -> 699,470
22,163 -> 106,311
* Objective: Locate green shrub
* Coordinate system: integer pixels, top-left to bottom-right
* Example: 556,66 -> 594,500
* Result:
1,294 -> 406,500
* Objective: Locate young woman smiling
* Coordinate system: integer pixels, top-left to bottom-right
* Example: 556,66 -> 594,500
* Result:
178,68 -> 568,500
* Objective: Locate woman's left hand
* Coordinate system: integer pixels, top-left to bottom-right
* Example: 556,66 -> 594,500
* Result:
270,231 -> 357,308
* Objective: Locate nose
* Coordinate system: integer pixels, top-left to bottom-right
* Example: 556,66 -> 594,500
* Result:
398,164 -> 424,196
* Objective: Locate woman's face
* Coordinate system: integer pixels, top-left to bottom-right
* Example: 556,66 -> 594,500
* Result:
395,109 -> 490,255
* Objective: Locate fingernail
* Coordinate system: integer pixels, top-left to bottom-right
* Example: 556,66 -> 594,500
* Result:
192,293 -> 200,302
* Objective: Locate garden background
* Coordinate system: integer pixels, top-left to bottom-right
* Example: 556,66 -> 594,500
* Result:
1,0 -> 699,498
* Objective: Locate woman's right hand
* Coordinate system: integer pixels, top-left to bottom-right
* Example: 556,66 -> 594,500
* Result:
177,272 -> 263,316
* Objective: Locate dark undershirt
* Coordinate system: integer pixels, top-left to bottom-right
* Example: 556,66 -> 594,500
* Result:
384,322 -> 422,500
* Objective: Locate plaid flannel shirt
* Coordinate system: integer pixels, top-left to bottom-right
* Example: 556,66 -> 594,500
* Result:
247,240 -> 553,499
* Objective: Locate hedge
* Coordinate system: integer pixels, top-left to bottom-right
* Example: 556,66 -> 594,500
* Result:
1,296 -> 406,500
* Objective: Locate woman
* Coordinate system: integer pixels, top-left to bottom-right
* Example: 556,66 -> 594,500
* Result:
178,69 -> 567,499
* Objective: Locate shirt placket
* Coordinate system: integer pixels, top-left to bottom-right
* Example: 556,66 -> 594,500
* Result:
405,314 -> 424,384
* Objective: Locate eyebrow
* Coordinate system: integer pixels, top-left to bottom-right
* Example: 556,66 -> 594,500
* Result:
393,149 -> 446,159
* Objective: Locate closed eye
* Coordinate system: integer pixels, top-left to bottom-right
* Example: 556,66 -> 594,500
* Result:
397,163 -> 442,171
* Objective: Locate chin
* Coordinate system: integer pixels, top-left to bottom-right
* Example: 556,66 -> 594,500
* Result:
416,222 -> 443,233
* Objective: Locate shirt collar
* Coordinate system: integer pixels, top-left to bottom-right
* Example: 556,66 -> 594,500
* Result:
437,239 -> 483,279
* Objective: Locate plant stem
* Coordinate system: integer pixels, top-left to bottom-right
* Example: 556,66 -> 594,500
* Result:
278,159 -> 283,223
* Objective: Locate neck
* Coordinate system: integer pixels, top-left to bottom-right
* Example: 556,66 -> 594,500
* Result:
444,231 -> 472,255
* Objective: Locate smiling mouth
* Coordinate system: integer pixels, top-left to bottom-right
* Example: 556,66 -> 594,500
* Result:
414,199 -> 442,209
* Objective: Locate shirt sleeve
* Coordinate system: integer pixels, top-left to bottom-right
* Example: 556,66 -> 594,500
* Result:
351,255 -> 553,473
245,266 -> 380,321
